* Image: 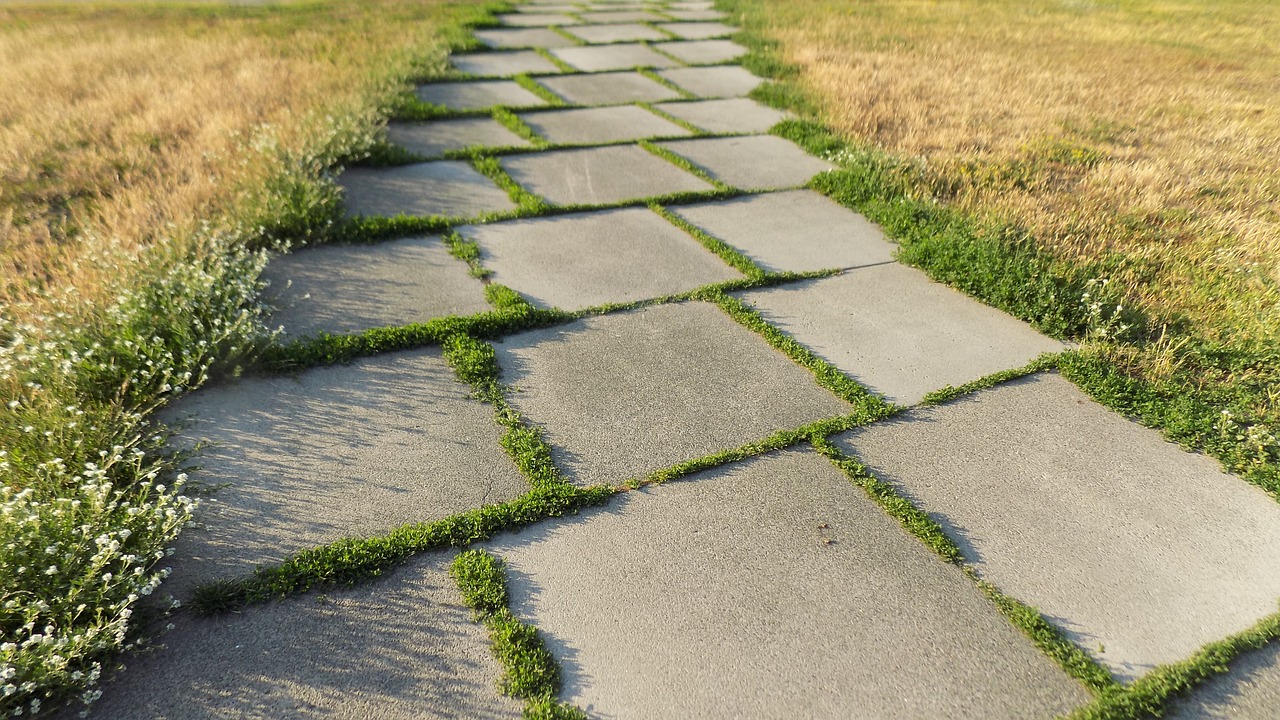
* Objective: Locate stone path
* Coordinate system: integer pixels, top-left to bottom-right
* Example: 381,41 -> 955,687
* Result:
64,1 -> 1280,718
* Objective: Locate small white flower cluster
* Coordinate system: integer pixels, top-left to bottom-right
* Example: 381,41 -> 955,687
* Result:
1080,278 -> 1134,341
1215,409 -> 1280,472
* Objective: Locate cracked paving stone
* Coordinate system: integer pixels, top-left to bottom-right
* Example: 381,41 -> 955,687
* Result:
500,144 -> 712,205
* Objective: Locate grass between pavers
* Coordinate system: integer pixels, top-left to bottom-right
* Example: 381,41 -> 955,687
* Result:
471,155 -> 552,212
638,139 -> 730,190
650,203 -> 764,278
636,67 -> 698,99
919,353 -> 1063,406
452,549 -> 588,719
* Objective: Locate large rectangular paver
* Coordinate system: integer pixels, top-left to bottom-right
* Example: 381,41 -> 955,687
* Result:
653,97 -> 787,133
519,105 -> 691,144
487,449 -> 1091,718
500,144 -> 712,205
565,22 -> 667,43
71,554 -> 521,720
733,265 -> 1067,405
387,117 -> 530,158
657,21 -> 736,39
263,236 -> 490,337
417,80 -> 550,111
655,39 -> 747,64
451,50 -> 562,77
658,65 -> 766,97
671,190 -> 895,273
497,13 -> 581,26
550,43 -> 681,71
158,350 -> 528,596
835,373 -> 1280,681
459,207 -> 741,310
1167,643 -> 1280,719
474,27 -> 578,49
666,9 -> 728,20
492,302 -> 851,484
536,70 -> 683,105
340,161 -> 517,218
658,135 -> 833,189
578,10 -> 664,23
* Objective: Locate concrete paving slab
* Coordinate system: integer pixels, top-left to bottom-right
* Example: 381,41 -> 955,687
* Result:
512,2 -> 580,10
487,449 -> 1091,718
518,105 -> 691,144
672,190 -> 895,273
657,135 -> 833,189
657,21 -> 736,39
68,554 -> 521,720
473,30 -> 575,51
670,0 -> 715,8
665,9 -> 728,20
835,373 -> 1280,681
158,349 -> 528,596
653,97 -> 786,133
500,144 -> 712,205
492,302 -> 851,484
386,117 -> 530,158
497,13 -> 581,27
262,237 -> 490,337
459,207 -> 741,310
564,22 -> 667,43
658,65 -> 765,97
655,38 -> 747,64
535,70 -> 682,105
451,50 -> 562,77
417,80 -> 549,111
1166,643 -> 1280,719
578,10 -> 663,23
340,161 -> 517,218
733,265 -> 1067,405
551,43 -> 682,71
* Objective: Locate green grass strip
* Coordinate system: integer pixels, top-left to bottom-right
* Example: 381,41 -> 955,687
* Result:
546,25 -> 586,46
650,203 -> 765,279
513,73 -> 568,106
485,283 -> 532,312
532,46 -> 577,74
638,101 -> 707,135
444,229 -> 490,278
1067,613 -> 1280,719
639,139 -> 730,190
471,155 -> 549,212
349,138 -> 427,167
919,353 -> 1063,406
637,67 -> 697,99
452,550 -> 589,719
491,107 -> 548,147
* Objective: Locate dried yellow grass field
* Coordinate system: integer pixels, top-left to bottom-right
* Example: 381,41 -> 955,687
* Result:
732,0 -> 1280,348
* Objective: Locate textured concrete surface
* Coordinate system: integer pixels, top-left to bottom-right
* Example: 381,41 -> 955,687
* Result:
474,27 -> 577,49
653,97 -> 787,133
500,144 -> 712,205
158,349 -> 527,596
733,265 -> 1066,405
670,0 -> 715,8
263,236 -> 491,337
1166,643 -> 1280,719
550,43 -> 681,71
492,302 -> 850,484
672,190 -> 895,273
835,373 -> 1280,681
450,50 -> 562,77
578,10 -> 663,23
67,554 -> 521,720
519,105 -> 691,144
417,80 -> 549,110
658,135 -> 833,189
657,21 -> 736,39
535,70 -> 682,105
655,39 -> 747,64
565,22 -> 667,43
658,65 -> 766,97
459,207 -> 741,310
488,449 -> 1091,718
386,117 -> 530,158
339,161 -> 517,218
666,9 -> 727,20
497,13 -> 580,27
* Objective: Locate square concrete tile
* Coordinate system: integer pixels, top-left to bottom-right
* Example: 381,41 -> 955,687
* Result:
417,80 -> 550,110
340,161 -> 517,218
493,302 -> 851,484
519,105 -> 691,144
653,97 -> 786,133
450,50 -> 562,77
657,21 -> 736,39
158,349 -> 529,596
658,135 -> 833,190
835,373 -> 1280,681
459,207 -> 741,310
671,190 -> 895,273
386,117 -> 530,158
487,449 -> 1091,718
550,43 -> 682,71
655,38 -> 747,64
1166,643 -> 1280,719
497,13 -> 581,26
670,1 -> 715,8
473,29 -> 574,50
263,237 -> 490,337
75,554 -> 522,720
658,65 -> 766,97
578,10 -> 663,22
565,22 -> 667,43
733,265 -> 1067,405
500,145 -> 712,205
665,9 -> 728,20
535,70 -> 682,105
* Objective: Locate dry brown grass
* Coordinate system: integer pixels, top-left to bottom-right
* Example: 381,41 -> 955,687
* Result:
0,0 -> 482,326
734,0 -> 1280,345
